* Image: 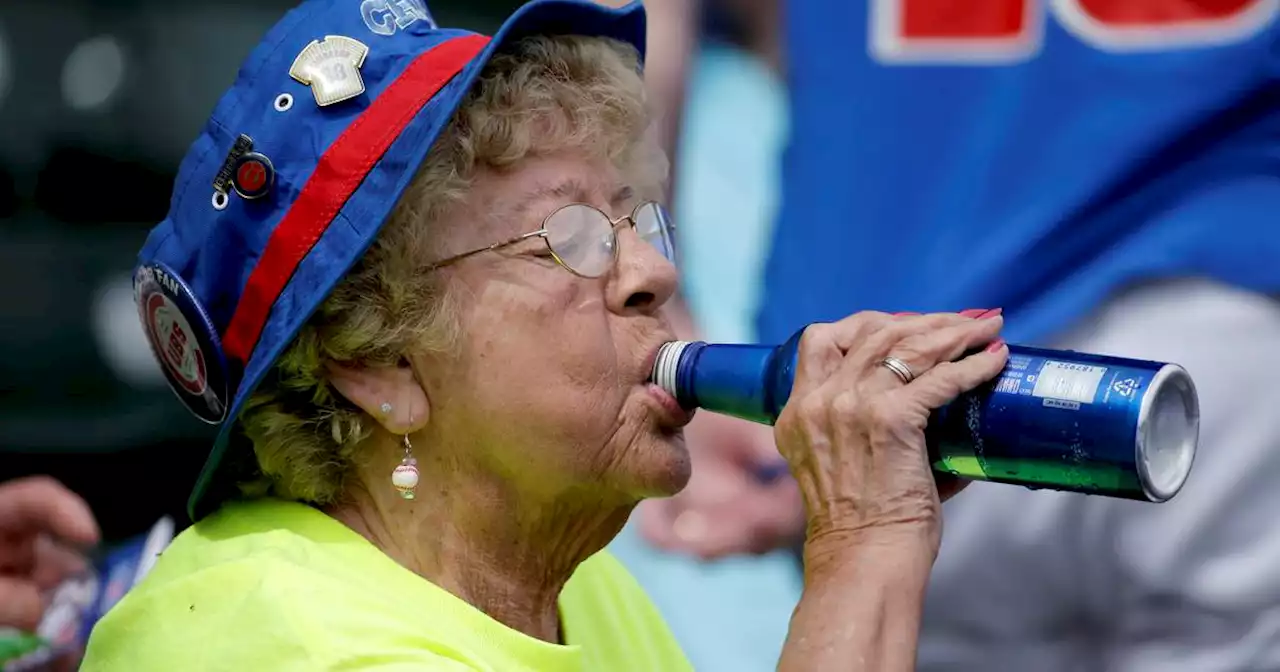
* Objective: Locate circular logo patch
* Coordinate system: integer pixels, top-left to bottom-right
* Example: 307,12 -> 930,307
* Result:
134,263 -> 229,423
231,151 -> 274,200
146,292 -> 206,395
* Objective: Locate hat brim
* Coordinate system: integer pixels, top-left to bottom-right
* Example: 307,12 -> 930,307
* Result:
187,0 -> 646,521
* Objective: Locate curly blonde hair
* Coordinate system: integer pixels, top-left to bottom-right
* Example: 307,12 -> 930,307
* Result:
236,34 -> 663,504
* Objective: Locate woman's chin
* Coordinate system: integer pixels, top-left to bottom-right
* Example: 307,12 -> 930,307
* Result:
630,431 -> 693,498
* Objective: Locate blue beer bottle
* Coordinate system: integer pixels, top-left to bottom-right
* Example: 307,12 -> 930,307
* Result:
651,328 -> 1199,502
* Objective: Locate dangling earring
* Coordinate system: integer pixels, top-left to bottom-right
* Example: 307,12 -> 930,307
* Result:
392,431 -> 419,500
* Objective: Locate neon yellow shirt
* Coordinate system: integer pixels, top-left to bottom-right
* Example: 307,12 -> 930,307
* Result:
81,499 -> 692,671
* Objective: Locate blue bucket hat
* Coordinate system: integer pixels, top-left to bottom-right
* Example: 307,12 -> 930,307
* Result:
131,0 -> 646,520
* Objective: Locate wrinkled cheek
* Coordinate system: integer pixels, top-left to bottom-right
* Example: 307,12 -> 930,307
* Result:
574,386 -> 632,448
503,366 -> 623,437
551,384 -> 635,470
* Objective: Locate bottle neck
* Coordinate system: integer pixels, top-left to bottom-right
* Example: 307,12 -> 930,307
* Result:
653,340 -> 791,425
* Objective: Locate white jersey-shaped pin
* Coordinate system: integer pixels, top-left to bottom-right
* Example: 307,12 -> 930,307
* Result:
289,35 -> 370,107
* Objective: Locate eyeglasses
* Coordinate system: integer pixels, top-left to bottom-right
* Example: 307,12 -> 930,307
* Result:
423,201 -> 676,278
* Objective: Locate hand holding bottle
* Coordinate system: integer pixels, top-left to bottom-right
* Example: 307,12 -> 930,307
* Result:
772,310 -> 1006,561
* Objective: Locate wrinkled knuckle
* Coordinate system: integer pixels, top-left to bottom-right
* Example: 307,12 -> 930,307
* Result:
798,323 -> 835,356
829,390 -> 862,421
929,360 -> 959,379
866,396 -> 903,431
795,393 -> 830,425
775,403 -> 798,430
778,396 -> 829,453
925,327 -> 971,359
864,314 -> 897,336
856,323 -> 897,357
837,310 -> 891,340
934,361 -> 975,390
947,323 -> 981,345
885,318 -> 920,343
891,339 -> 925,364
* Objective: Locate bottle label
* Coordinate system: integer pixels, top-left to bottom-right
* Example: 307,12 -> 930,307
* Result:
1031,361 -> 1107,405
931,349 -> 1160,499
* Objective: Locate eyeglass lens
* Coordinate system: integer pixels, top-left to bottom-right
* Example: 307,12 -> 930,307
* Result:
543,202 -> 676,278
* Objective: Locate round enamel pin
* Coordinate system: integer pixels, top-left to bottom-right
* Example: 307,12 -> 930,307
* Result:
134,262 -> 229,423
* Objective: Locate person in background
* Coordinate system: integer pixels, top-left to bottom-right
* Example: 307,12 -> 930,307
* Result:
604,1 -> 798,669
0,476 -> 100,632
0,476 -> 100,671
642,2 -> 1280,670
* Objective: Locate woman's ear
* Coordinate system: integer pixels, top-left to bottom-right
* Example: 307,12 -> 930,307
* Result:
326,361 -> 429,434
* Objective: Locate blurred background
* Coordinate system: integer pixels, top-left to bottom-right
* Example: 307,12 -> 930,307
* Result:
0,0 -> 519,544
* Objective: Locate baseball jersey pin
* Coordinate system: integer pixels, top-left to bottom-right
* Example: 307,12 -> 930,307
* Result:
289,35 -> 370,107
212,134 -> 274,201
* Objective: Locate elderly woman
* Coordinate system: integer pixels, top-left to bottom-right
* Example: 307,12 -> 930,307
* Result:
81,1 -> 1008,670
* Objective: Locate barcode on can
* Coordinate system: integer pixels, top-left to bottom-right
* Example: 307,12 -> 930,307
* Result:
994,376 -> 1021,394
1032,361 -> 1106,404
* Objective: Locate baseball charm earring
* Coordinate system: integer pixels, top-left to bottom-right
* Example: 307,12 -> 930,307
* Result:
392,432 -> 419,500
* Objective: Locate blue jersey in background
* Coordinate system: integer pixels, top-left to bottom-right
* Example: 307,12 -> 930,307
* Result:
760,0 -> 1280,345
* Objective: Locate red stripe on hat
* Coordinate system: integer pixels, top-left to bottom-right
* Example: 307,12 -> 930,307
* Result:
222,34 -> 490,364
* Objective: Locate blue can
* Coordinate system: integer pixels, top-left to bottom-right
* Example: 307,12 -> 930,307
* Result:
652,332 -> 1199,502
927,345 -> 1198,501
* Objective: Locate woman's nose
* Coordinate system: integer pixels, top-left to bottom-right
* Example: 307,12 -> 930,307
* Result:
606,227 -> 679,314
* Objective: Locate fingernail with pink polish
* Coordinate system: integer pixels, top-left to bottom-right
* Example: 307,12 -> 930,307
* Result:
985,338 -> 1007,352
978,308 -> 1003,319
959,308 -> 988,318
